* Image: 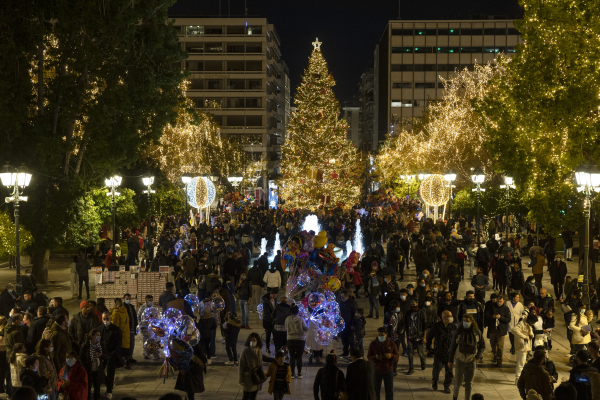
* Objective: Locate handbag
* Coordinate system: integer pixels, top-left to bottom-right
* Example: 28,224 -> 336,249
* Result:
335,370 -> 349,400
250,365 -> 267,385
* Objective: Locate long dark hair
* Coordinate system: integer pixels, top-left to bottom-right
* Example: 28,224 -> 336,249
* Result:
462,314 -> 479,332
245,332 -> 263,349
35,339 -> 52,356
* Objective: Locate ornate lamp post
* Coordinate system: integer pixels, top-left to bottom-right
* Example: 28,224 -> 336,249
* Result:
500,176 -> 516,243
471,168 -> 486,246
105,176 -> 122,270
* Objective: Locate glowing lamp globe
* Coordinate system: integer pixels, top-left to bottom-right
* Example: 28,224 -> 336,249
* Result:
419,174 -> 450,206
186,177 -> 216,209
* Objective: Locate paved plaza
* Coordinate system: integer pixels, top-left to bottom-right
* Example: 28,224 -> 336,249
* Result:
0,254 -> 581,400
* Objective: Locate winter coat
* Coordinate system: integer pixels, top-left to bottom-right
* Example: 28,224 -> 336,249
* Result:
569,313 -> 592,345
511,319 -> 533,352
569,363 -> 599,400
517,362 -> 553,400
235,278 -> 253,301
448,326 -> 485,363
10,353 -> 26,387
50,322 -> 72,372
79,338 -> 106,387
426,321 -> 455,360
339,297 -> 356,330
175,342 -> 207,394
263,269 -> 281,288
247,266 -> 264,287
367,337 -> 399,374
532,254 -> 545,275
69,312 -> 101,346
20,369 -> 48,395
404,309 -> 426,341
158,290 -> 177,312
27,315 -> 50,354
4,324 -> 24,360
507,300 -> 525,331
36,353 -> 57,396
0,289 -> 18,318
98,322 -> 122,362
484,303 -> 511,337
111,305 -> 130,349
265,361 -> 291,395
284,314 -> 308,341
508,267 -> 525,291
272,303 -> 292,329
124,303 -> 138,333
57,361 -> 88,400
535,294 -> 554,311
457,300 -> 484,328
550,260 -> 567,285
238,346 -> 263,392
76,259 -> 91,277
314,364 -> 346,400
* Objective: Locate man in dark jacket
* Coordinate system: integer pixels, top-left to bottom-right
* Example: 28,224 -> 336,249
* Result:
518,349 -> 553,400
484,294 -> 511,367
76,256 -> 91,300
235,272 -> 253,329
346,346 -> 376,400
50,314 -> 72,372
475,244 -> 491,274
99,312 -> 122,399
19,291 -> 38,315
367,327 -> 399,400
261,288 -> 279,355
405,299 -> 426,375
569,350 -> 598,400
27,306 -> 50,354
457,291 -> 484,332
49,297 -> 69,319
247,261 -> 264,312
471,267 -> 489,304
4,313 -> 24,360
339,289 -> 356,357
68,300 -> 101,347
535,288 -> 555,312
0,284 -> 19,319
271,295 -> 291,353
550,254 -> 568,298
427,310 -> 455,393
158,282 -> 176,312
123,294 -> 138,363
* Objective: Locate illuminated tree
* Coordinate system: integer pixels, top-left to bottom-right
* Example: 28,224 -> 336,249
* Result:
0,211 -> 33,257
146,82 -> 247,186
377,62 -> 500,188
474,0 -> 597,234
280,39 -> 362,210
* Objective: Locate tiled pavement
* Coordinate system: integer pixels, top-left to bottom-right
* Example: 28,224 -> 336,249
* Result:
0,253 -> 582,399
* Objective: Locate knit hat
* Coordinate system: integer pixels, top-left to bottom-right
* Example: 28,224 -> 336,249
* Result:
80,300 -> 90,309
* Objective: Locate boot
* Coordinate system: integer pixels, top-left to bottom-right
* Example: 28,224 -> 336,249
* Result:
444,386 -> 452,394
406,367 -> 415,375
432,381 -> 438,391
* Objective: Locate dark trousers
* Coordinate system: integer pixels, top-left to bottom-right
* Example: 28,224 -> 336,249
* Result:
0,352 -> 6,393
478,260 -> 488,275
509,332 -> 515,350
242,390 -> 258,400
567,328 -> 574,351
353,285 -> 362,297
554,281 -> 563,299
407,339 -> 425,369
534,273 -> 543,291
398,332 -> 407,354
373,370 -> 394,400
499,279 -> 507,294
226,340 -> 238,362
288,341 -> 304,375
201,337 -> 212,359
273,331 -> 287,353
89,370 -> 101,400
79,274 -> 90,297
474,289 -> 485,304
265,328 -> 274,351
273,390 -> 285,400
432,355 -> 453,386
340,328 -> 351,355
105,357 -> 117,393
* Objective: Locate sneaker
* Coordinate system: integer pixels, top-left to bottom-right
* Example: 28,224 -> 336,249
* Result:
366,315 -> 373,318
421,363 -> 426,371
207,359 -> 212,365
492,357 -> 497,364
240,325 -> 247,329
106,394 -> 113,400
292,375 -> 296,379
298,373 -> 303,379
266,349 -> 272,355
225,361 -> 235,365
246,325 -> 252,329
432,382 -> 438,391
374,316 -> 379,319
406,368 -> 415,375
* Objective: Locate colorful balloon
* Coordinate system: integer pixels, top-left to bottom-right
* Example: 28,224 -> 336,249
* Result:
212,296 -> 225,312
327,278 -> 341,291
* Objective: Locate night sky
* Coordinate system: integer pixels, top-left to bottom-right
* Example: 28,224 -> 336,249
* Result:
169,0 -> 523,103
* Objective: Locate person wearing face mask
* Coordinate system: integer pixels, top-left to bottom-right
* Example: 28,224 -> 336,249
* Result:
511,311 -> 538,384
415,278 -> 428,307
484,294 -> 511,367
122,294 -> 138,363
21,269 -> 37,296
457,291 -> 484,333
261,288 -> 279,355
497,252 -> 511,295
471,268 -> 489,304
238,332 -> 264,399
448,261 -> 462,298
404,299 -> 426,375
338,290 -> 356,358
136,295 -> 154,325
57,351 -> 88,400
422,296 -> 437,331
69,300 -> 101,348
522,276 -> 539,306
378,281 -> 401,313
98,312 -> 121,400
79,330 -> 104,400
383,301 -> 404,372
50,314 -> 72,373
490,252 -> 500,290
569,301 -> 591,354
35,339 -> 57,400
27,306 -> 50,355
367,327 -> 398,400
427,310 -> 456,393
448,314 -> 484,400
110,298 -> 131,370
20,356 -> 48,396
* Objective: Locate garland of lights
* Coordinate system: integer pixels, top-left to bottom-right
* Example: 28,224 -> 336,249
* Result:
420,174 -> 450,206
186,177 -> 216,209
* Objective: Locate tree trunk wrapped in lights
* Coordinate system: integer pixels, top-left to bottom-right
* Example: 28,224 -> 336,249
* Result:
280,39 -> 362,210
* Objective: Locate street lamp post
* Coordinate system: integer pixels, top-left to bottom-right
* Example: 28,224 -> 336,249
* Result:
105,176 -> 122,270
471,168 -> 486,245
1,164 -> 32,295
182,176 -> 191,218
444,170 -> 457,219
575,166 -> 600,306
500,176 -> 516,244
142,177 -> 155,269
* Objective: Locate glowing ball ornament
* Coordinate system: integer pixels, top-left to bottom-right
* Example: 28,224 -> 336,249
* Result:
186,177 -> 216,209
419,174 -> 450,206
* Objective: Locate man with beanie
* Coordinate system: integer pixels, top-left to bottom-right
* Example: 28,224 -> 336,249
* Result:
368,327 -> 399,400
69,300 -> 101,347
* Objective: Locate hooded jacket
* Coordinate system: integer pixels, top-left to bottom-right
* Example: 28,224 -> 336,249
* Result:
111,305 -> 131,349
284,314 -> 308,341
367,337 -> 399,374
4,323 -> 24,360
263,268 -> 281,288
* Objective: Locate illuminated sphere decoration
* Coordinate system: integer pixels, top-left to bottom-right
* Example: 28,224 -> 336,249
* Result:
186,177 -> 216,209
420,174 -> 450,206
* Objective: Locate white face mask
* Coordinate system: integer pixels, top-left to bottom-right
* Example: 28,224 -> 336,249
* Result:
249,341 -> 257,348
124,300 -> 131,305
103,321 -> 111,327
425,301 -> 431,307
49,347 -> 54,353
447,317 -> 454,323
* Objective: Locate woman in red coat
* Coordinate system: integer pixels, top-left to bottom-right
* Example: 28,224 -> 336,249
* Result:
351,264 -> 364,298
57,351 -> 89,400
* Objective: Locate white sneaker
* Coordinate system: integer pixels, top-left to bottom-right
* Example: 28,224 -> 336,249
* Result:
298,373 -> 303,379
207,359 -> 212,365
225,361 -> 235,365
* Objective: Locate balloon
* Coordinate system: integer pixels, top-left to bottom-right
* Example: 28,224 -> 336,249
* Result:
149,319 -> 168,338
184,294 -> 199,309
141,307 -> 161,323
315,328 -> 333,346
334,316 -> 345,334
256,303 -> 264,320
163,308 -> 183,334
143,337 -> 162,358
168,337 -> 194,373
212,296 -> 225,312
175,316 -> 200,346
308,292 -> 324,309
327,278 -> 341,291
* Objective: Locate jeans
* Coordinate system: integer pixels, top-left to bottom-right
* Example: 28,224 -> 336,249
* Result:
355,337 -> 364,356
105,357 -> 117,393
554,281 -> 563,299
288,341 -> 304,375
251,285 -> 262,309
453,358 -> 475,400
398,331 -> 407,354
129,331 -> 136,360
242,390 -> 258,400
273,390 -> 285,400
239,299 -> 249,326
265,328 -> 273,351
226,281 -> 236,308
201,337 -> 212,359
407,339 -> 425,369
368,291 -> 380,317
432,355 -> 453,386
79,274 -> 90,298
373,370 -> 394,400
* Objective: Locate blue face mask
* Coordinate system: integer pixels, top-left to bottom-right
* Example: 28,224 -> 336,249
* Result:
378,336 -> 385,342
463,322 -> 471,329
420,284 -> 426,288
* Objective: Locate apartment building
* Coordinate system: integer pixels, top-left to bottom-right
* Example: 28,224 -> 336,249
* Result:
171,17 -> 289,174
358,68 -> 375,152
374,19 -> 523,149
342,102 -> 361,147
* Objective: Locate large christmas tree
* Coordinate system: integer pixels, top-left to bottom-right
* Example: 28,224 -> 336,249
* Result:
280,39 -> 362,210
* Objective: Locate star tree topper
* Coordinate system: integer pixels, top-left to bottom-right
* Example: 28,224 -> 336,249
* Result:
312,38 -> 322,51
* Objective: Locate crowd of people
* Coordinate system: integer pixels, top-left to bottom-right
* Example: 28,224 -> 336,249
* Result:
2,203 -> 600,400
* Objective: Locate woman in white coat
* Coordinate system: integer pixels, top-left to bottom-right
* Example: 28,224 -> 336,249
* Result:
507,292 -> 524,354
510,312 -> 537,384
569,301 -> 591,353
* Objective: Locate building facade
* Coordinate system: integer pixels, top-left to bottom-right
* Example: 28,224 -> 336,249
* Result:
171,17 -> 289,174
342,102 -> 361,147
374,19 -> 523,149
358,68 -> 375,152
